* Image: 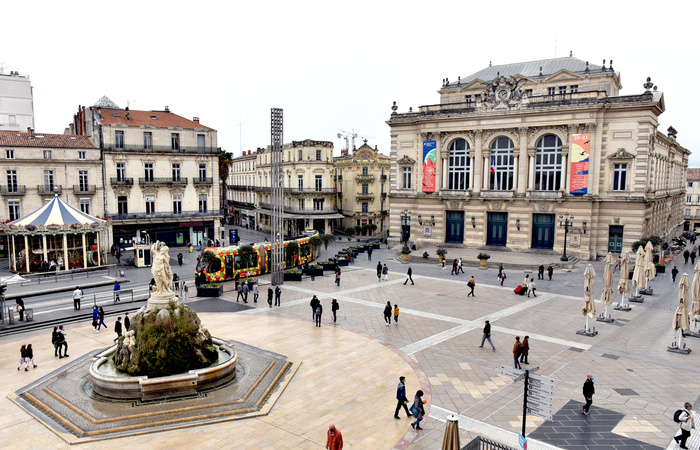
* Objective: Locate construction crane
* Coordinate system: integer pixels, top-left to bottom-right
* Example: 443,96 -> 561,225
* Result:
337,129 -> 358,152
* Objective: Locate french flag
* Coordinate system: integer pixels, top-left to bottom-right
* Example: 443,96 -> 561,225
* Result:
491,156 -> 496,175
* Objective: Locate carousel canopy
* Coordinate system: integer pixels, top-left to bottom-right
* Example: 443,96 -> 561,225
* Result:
4,195 -> 108,234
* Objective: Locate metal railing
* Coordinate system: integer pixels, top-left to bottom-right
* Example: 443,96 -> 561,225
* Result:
289,187 -> 338,194
13,265 -> 116,287
73,184 -> 97,194
37,185 -> 63,194
193,177 -> 213,185
356,193 -> 375,201
380,174 -> 387,181
0,185 -> 26,194
356,174 -> 375,183
110,177 -> 134,186
106,144 -> 217,154
462,436 -> 517,450
258,202 -> 339,214
105,209 -> 224,221
138,177 -> 188,187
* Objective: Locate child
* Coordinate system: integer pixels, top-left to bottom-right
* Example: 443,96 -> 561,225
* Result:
393,304 -> 400,326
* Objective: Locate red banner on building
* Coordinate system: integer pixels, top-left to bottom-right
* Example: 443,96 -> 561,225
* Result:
422,141 -> 436,193
570,133 -> 590,194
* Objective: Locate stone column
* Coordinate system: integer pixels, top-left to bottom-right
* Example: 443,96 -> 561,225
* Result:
518,127 -> 528,194
469,155 -> 475,190
63,234 -> 69,271
513,155 -> 519,191
24,235 -> 29,273
590,122 -> 601,195
473,130 -> 482,194
528,155 -> 535,190
442,157 -> 448,190
561,153 -> 568,193
42,235 -> 48,267
96,232 -> 101,266
483,155 -> 490,190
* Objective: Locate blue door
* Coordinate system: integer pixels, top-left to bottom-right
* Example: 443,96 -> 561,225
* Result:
608,226 -> 624,253
446,211 -> 464,244
487,212 -> 508,246
532,214 -> 555,249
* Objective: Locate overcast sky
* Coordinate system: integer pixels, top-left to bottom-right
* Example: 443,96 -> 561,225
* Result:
3,1 -> 697,165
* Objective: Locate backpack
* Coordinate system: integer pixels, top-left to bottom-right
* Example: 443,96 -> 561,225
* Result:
515,343 -> 523,355
184,285 -> 189,293
673,409 -> 684,423
315,307 -> 321,315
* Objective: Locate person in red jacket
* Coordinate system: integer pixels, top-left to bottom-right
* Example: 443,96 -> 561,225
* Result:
326,423 -> 343,449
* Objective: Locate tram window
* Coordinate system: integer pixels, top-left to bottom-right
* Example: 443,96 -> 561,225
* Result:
234,255 -> 242,270
300,243 -> 310,257
209,259 -> 221,273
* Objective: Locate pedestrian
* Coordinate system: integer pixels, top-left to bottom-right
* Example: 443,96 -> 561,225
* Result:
52,326 -> 61,357
114,280 -> 121,302
691,250 -> 697,265
684,249 -> 690,264
367,246 -> 373,261
522,276 -> 529,293
268,287 -> 273,308
236,283 -> 243,302
124,312 -> 130,332
513,336 -> 523,369
252,282 -> 259,303
441,255 -> 446,269
24,344 -> 37,369
538,264 -> 544,280
18,344 -> 27,371
73,286 -> 83,311
498,270 -> 507,287
116,248 -> 121,265
335,270 -> 341,286
97,307 -> 106,331
114,317 -> 123,343
15,297 -> 25,321
383,301 -> 392,326
382,263 -> 389,281
275,285 -> 281,306
393,304 -> 400,326
92,306 -> 99,329
547,265 -> 553,280
614,256 -> 621,272
528,278 -> 537,297
467,276 -> 476,297
479,320 -> 496,351
377,261 -> 382,281
520,335 -> 529,364
234,272 -> 240,287
315,302 -> 323,327
581,374 -> 595,415
451,258 -> 458,275
177,252 -> 183,266
458,258 -> 464,274
674,402 -> 694,449
325,423 -> 343,450
310,268 -> 315,283
672,266 -> 679,282
394,376 -> 412,419
310,295 -> 320,321
404,266 -> 414,285
56,325 -> 69,358
182,281 -> 189,302
331,298 -> 339,324
194,273 -> 202,295
242,282 -> 249,303
410,390 -> 426,430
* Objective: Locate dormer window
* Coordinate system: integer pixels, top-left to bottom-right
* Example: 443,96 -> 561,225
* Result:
151,115 -> 158,120
112,112 -> 120,117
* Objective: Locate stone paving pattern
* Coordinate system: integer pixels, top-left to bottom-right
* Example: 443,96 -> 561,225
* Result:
2,242 -> 700,449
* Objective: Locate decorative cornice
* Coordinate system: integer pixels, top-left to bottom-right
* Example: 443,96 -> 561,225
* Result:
607,148 -> 635,160
397,155 -> 416,165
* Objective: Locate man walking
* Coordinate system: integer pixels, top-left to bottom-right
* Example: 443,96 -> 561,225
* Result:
674,402 -> 694,449
382,263 -> 389,281
581,374 -> 595,415
326,423 -> 343,450
114,317 -> 123,343
331,298 -> 339,324
394,376 -> 413,419
383,301 -> 392,326
684,249 -> 690,264
538,264 -> 545,280
310,295 -> 320,321
114,280 -> 121,302
479,320 -> 496,351
513,336 -> 523,369
242,282 -> 249,303
73,286 -> 83,311
672,266 -> 679,282
458,258 -> 464,274
467,276 -> 476,297
124,312 -> 130,332
275,285 -> 281,307
547,265 -> 554,280
236,283 -> 244,302
451,258 -> 458,275
377,261 -> 382,281
367,246 -> 373,261
314,302 -> 323,327
177,252 -> 183,266
252,282 -> 259,303
404,266 -> 414,285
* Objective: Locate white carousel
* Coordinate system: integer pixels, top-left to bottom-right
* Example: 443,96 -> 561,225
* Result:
1,194 -> 109,273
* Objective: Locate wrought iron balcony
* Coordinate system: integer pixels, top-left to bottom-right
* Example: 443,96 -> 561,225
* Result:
37,185 -> 62,195
193,177 -> 213,185
380,174 -> 387,181
338,192 -> 343,198
229,184 -> 253,191
289,187 -> 337,195
138,178 -> 189,187
105,209 -> 224,221
356,174 -> 375,183
0,185 -> 26,195
73,185 -> 97,194
356,193 -> 375,202
106,144 -> 217,154
380,210 -> 389,216
381,192 -> 387,199
258,202 -> 339,214
110,177 -> 134,186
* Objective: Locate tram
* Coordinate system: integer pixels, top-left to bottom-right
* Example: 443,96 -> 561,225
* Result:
195,233 -> 319,283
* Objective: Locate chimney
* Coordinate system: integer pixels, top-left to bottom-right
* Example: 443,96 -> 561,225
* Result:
165,106 -> 170,113
193,117 -> 199,123
27,127 -> 34,136
341,149 -> 348,157
125,106 -> 130,121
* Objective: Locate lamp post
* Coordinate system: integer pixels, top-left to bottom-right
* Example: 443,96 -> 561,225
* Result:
559,213 -> 574,261
400,210 -> 411,246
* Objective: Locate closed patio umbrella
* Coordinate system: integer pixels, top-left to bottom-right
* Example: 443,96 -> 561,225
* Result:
632,246 -> 646,294
600,252 -> 614,320
441,415 -> 461,450
691,261 -> 700,336
644,241 -> 656,290
671,273 -> 691,351
581,264 -> 596,333
616,252 -> 630,308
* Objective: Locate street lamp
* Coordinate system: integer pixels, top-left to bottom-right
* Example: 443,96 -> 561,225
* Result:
559,213 -> 574,261
400,210 -> 411,246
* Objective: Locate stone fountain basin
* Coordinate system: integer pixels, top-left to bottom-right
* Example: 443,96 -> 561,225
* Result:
90,338 -> 237,401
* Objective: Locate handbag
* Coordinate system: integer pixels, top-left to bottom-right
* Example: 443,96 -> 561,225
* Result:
409,404 -> 419,417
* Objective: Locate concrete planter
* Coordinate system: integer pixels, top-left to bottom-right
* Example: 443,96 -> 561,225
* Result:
198,285 -> 223,297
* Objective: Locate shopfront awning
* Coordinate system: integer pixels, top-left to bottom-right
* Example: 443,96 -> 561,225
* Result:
257,209 -> 344,220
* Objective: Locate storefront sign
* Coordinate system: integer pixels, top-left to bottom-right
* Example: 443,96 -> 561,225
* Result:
180,222 -> 203,227
570,133 -> 590,194
422,140 -> 436,193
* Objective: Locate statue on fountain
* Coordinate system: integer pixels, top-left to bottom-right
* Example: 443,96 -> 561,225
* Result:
148,241 -> 176,310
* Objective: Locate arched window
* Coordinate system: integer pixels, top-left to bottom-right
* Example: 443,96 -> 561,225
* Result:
490,137 -> 514,190
534,134 -> 563,191
448,138 -> 471,190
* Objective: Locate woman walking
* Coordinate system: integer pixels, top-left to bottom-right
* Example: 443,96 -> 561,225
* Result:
331,298 -> 339,324
24,344 -> 37,369
520,336 -> 529,364
17,344 -> 27,371
382,264 -> 389,281
383,301 -> 392,326
97,307 -> 107,331
92,306 -> 99,330
410,390 -> 426,430
393,304 -> 400,326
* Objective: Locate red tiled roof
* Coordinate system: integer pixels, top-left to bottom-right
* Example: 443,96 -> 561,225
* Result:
98,108 -> 214,131
0,131 -> 97,148
687,168 -> 700,181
